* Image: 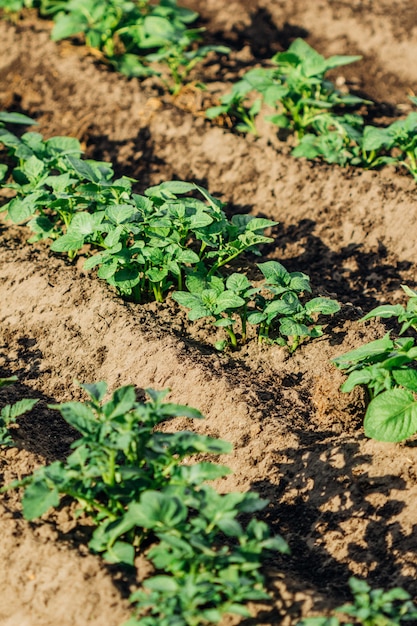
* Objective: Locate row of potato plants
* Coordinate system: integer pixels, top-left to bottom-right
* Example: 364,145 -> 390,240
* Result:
0,111 -> 340,353
0,376 -> 289,624
207,38 -> 417,181
2,2 -> 417,184
2,108 -> 417,438
0,0 -> 229,94
2,112 -> 417,444
2,376 -> 417,625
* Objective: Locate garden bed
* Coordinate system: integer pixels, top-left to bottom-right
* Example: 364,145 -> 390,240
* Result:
1,1 -> 417,624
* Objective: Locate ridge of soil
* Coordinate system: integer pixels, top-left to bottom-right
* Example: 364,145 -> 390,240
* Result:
1,2 -> 417,624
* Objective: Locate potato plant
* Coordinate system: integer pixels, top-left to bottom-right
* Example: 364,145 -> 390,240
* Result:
0,0 -> 229,93
333,286 -> 417,442
173,261 -> 340,352
4,382 -> 289,625
0,376 -> 38,446
299,577 -> 417,626
207,38 -> 367,140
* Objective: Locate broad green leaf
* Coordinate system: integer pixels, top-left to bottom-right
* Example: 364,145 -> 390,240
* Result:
332,334 -> 394,370
257,261 -> 290,285
244,216 -> 279,232
361,303 -> 404,321
0,376 -> 18,388
171,290 -> 200,309
0,111 -> 36,125
226,272 -> 251,293
215,291 -> 245,312
144,575 -> 178,593
103,541 -> 135,566
113,267 -> 141,289
8,398 -> 38,419
325,54 -> 362,71
247,311 -> 267,325
288,273 -> 311,292
176,248 -> 200,264
158,402 -> 204,420
66,155 -> 99,182
189,305 -> 213,320
80,381 -> 108,402
214,317 -> 234,327
126,491 -> 188,529
145,180 -> 195,198
174,462 -> 231,484
104,385 -> 137,419
105,204 -> 137,224
51,13 -> 87,41
7,195 -> 40,222
362,126 -> 393,151
264,298 -> 298,316
22,480 -> 60,520
393,369 -> 417,393
340,369 -> 372,393
21,155 -> 46,181
305,297 -> 340,315
49,401 -> 97,434
364,389 -> 417,442
279,318 -> 310,337
46,135 -> 82,156
50,233 -> 85,252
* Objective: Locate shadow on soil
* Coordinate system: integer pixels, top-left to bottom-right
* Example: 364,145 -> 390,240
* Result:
244,432 -> 417,623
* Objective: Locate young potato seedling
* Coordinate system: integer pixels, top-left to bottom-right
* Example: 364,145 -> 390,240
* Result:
207,38 -> 368,141
333,286 -> 417,442
299,577 -> 417,626
0,376 -> 38,446
3,381 -> 289,625
174,261 -> 340,352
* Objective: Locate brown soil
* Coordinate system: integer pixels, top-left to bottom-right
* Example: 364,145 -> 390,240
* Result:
1,1 -> 417,624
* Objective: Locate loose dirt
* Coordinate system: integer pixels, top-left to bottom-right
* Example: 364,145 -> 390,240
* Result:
1,2 -> 417,624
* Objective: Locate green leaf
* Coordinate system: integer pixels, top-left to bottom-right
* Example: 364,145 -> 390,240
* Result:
257,260 -> 290,285
50,233 -> 85,253
105,385 -> 137,419
392,369 -> 417,393
144,575 -> 178,593
340,369 -> 372,393
22,480 -> 60,520
279,318 -> 310,337
51,13 -> 87,41
80,381 -> 108,402
364,389 -> 417,442
7,195 -> 40,222
247,311 -> 267,325
332,334 -> 394,370
0,111 -> 35,125
126,491 -> 188,529
215,291 -> 245,312
362,126 -> 393,151
49,401 -> 96,435
361,303 -> 404,321
305,297 -> 340,315
8,398 -> 38,419
66,155 -> 99,182
146,180 -> 195,198
226,272 -> 252,293
103,541 -> 135,566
